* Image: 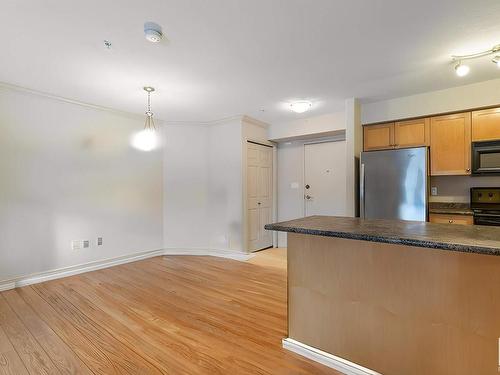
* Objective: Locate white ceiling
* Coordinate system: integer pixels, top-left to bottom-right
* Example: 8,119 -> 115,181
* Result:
1,0 -> 500,124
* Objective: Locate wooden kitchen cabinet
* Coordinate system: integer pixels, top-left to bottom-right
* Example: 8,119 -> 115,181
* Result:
363,122 -> 394,151
472,107 -> 500,141
430,112 -> 471,176
429,213 -> 473,225
394,118 -> 430,148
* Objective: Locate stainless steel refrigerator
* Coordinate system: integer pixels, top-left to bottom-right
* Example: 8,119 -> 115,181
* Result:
360,147 -> 428,221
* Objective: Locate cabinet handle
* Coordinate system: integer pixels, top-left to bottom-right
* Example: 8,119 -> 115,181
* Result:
448,219 -> 454,224
466,168 -> 471,172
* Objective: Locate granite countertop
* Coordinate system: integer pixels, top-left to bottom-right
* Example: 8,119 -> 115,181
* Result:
265,216 -> 500,256
428,202 -> 473,216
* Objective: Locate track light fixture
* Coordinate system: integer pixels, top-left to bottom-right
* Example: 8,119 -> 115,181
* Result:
451,44 -> 500,77
493,56 -> 500,68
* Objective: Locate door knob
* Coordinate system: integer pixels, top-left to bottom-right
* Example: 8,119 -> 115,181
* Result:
258,202 -> 261,205
305,195 -> 312,200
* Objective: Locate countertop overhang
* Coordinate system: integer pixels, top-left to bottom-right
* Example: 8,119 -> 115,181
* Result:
265,216 -> 500,256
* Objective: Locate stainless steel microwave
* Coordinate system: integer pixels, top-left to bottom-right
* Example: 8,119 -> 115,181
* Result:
472,140 -> 500,175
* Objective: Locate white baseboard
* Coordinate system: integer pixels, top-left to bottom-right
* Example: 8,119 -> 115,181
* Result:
163,248 -> 254,261
282,338 -> 381,375
0,248 -> 254,292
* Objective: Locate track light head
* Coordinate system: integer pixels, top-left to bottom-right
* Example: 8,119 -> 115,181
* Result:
493,56 -> 500,68
455,62 -> 470,77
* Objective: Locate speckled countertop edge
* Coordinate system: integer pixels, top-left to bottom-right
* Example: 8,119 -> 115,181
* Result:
264,222 -> 500,256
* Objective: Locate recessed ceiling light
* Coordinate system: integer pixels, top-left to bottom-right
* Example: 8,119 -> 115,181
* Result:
455,62 -> 470,77
144,22 -> 163,43
290,101 -> 312,114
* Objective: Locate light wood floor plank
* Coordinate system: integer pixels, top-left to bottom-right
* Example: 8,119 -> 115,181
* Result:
0,295 -> 60,374
31,284 -> 163,375
2,290 -> 93,375
0,326 -> 29,375
2,255 -> 341,374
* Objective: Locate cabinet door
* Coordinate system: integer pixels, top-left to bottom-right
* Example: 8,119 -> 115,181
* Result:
430,113 -> 471,176
472,108 -> 500,141
394,118 -> 430,148
363,123 -> 394,151
429,214 -> 473,225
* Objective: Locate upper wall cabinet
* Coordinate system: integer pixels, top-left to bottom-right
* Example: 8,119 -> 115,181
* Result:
394,118 -> 430,148
363,118 -> 430,151
363,122 -> 394,151
472,108 -> 500,141
430,112 -> 471,176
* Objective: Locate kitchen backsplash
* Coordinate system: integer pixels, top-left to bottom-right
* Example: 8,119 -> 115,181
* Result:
430,176 -> 500,203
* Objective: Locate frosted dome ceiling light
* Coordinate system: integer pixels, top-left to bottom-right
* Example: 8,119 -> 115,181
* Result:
131,87 -> 158,152
144,22 -> 163,43
454,62 -> 470,77
290,101 -> 312,114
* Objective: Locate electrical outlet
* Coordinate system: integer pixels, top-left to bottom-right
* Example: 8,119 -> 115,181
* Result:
82,240 -> 90,248
97,237 -> 103,246
71,240 -> 81,250
431,186 -> 438,196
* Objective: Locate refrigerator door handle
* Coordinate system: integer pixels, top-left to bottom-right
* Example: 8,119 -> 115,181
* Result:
360,163 -> 365,219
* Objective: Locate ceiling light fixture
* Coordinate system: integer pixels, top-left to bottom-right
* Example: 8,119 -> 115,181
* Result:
290,100 -> 312,114
131,87 -> 158,152
144,22 -> 163,43
455,62 -> 470,77
451,44 -> 500,76
493,56 -> 500,68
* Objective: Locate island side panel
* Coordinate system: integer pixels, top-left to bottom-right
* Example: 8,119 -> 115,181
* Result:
287,232 -> 500,375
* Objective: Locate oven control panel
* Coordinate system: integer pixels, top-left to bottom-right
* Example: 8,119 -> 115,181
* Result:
471,188 -> 500,204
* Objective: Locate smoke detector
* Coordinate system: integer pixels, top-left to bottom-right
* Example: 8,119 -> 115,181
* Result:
144,22 -> 163,43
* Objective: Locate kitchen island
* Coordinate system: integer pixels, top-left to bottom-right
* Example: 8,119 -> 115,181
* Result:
265,216 -> 500,375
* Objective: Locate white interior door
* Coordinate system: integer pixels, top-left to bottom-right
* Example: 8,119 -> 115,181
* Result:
247,142 -> 273,252
304,141 -> 347,217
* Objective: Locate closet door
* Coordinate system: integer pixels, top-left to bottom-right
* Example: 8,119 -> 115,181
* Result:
247,142 -> 273,252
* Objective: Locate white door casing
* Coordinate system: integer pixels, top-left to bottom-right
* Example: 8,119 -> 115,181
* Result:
304,141 -> 347,217
247,142 -> 273,251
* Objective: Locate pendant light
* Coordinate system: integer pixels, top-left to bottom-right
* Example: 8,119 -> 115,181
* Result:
131,86 -> 158,151
143,86 -> 156,131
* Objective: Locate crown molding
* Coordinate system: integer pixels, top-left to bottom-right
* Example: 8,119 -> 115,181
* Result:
241,115 -> 270,128
0,81 -> 270,128
0,81 -> 154,122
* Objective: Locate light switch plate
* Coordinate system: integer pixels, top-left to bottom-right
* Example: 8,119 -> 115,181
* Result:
431,187 -> 438,196
71,240 -> 81,251
290,182 -> 299,189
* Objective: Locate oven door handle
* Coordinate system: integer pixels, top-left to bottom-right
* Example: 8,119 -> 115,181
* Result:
474,213 -> 500,218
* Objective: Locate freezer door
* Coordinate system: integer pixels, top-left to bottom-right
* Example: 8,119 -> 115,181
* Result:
360,147 -> 427,221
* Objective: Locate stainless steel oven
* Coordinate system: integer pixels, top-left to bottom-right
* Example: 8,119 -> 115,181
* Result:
471,187 -> 500,226
472,140 -> 500,175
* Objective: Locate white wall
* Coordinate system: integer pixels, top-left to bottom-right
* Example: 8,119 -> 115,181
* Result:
163,125 -> 210,250
0,87 -> 163,282
163,118 -> 246,253
268,112 -> 345,140
362,78 -> 500,124
430,176 -> 500,203
207,119 -> 244,251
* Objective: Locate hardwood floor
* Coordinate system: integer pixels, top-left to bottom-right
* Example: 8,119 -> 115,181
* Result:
0,254 -> 341,374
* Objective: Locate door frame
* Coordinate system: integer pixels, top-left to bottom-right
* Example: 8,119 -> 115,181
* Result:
302,136 -> 346,217
242,138 -> 277,253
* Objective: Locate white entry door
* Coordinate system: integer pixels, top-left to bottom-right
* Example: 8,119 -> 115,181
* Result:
247,142 -> 273,252
304,141 -> 347,217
